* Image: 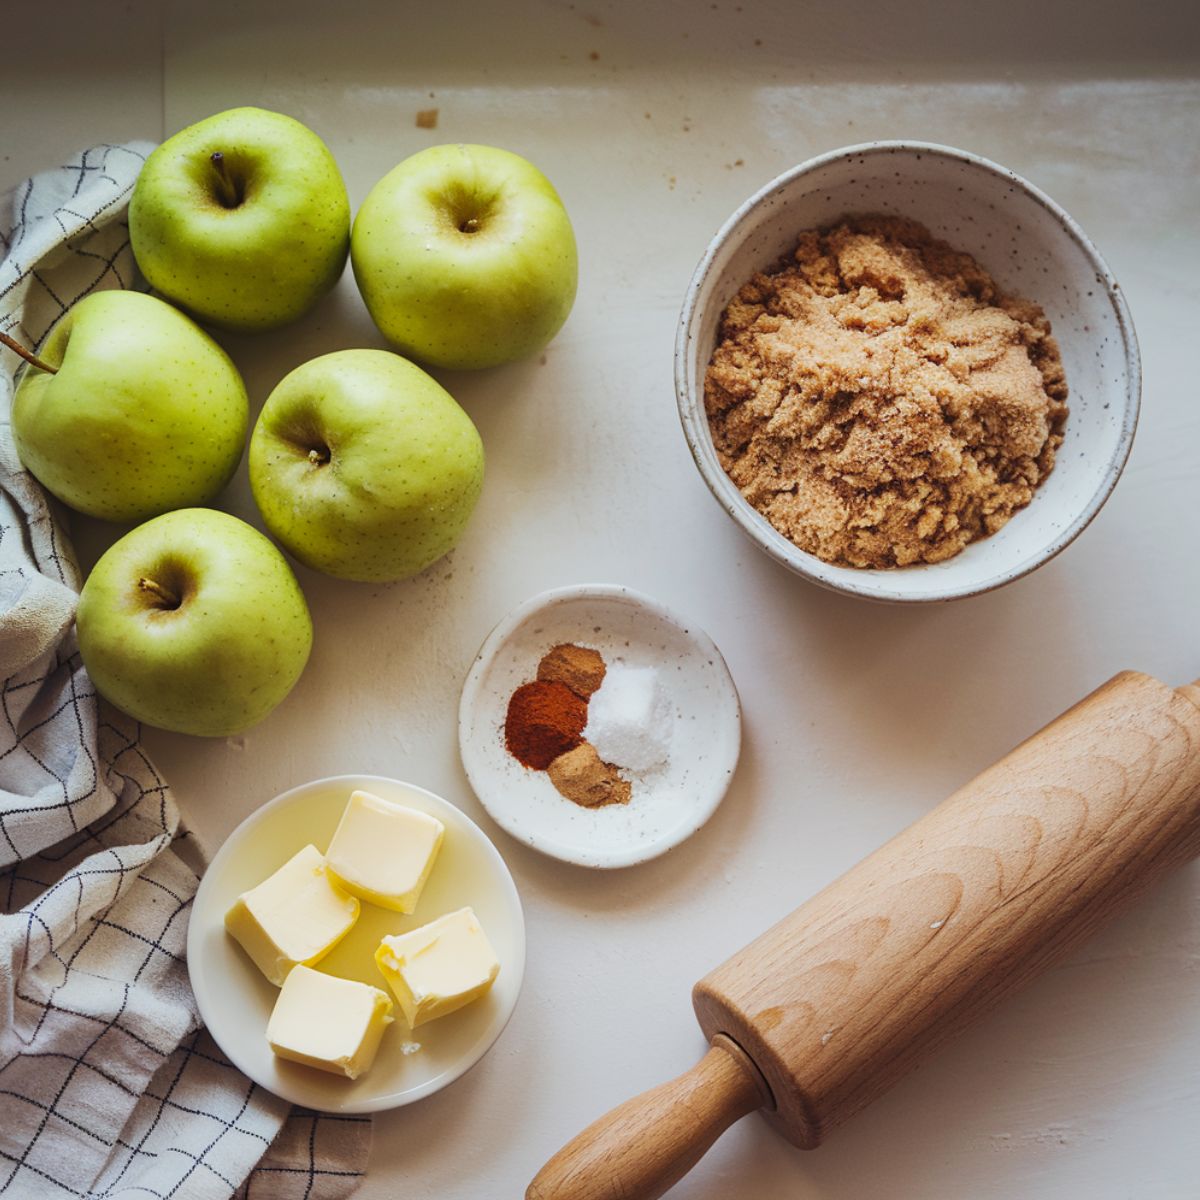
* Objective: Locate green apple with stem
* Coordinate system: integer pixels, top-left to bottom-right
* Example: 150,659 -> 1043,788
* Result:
10,290 -> 248,523
129,106 -> 350,331
351,143 -> 578,369
77,508 -> 312,737
249,348 -> 484,582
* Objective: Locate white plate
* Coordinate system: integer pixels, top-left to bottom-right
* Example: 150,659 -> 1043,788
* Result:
458,585 -> 741,868
187,774 -> 525,1113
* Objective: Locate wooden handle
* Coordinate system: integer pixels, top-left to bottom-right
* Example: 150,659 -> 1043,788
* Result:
526,1035 -> 769,1200
695,671 -> 1200,1149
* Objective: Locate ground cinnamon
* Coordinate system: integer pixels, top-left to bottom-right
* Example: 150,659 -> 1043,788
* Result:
504,680 -> 587,770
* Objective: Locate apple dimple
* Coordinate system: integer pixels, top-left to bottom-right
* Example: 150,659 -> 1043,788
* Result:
206,150 -> 252,211
52,322 -> 72,365
134,558 -> 197,615
275,412 -> 335,470
25,315 -> 74,374
434,181 -> 499,238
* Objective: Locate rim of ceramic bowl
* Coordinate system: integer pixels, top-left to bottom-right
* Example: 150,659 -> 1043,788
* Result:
674,139 -> 1142,604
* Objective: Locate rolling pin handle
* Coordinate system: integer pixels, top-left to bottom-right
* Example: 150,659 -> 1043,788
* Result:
526,1034 -> 770,1200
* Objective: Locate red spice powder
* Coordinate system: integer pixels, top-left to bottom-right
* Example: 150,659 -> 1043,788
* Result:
505,680 -> 587,770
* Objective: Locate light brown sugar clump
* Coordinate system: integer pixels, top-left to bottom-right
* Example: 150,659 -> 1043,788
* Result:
704,215 -> 1068,568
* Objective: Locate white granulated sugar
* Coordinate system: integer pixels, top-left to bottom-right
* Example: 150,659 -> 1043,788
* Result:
585,663 -> 672,773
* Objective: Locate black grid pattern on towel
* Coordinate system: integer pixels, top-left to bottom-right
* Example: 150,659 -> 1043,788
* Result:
0,145 -> 370,1200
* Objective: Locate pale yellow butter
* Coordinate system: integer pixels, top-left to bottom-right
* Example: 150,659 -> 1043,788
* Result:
267,965 -> 394,1079
325,790 -> 445,913
224,844 -> 359,985
375,906 -> 500,1028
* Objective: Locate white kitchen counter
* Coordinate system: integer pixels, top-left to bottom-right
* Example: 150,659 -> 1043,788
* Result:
5,2 -> 1200,1196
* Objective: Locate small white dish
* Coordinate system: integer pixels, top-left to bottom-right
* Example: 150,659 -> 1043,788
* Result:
188,774 -> 525,1113
458,585 -> 741,869
675,140 -> 1141,603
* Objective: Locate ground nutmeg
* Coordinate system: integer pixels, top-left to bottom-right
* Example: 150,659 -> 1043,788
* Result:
537,642 -> 606,699
504,679 -> 587,770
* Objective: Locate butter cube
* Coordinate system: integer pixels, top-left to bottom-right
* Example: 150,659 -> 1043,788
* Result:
375,906 -> 500,1028
325,790 -> 445,913
267,965 -> 394,1079
225,844 -> 359,986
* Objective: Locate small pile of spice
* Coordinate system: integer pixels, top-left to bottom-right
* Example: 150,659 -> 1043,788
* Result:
584,664 -> 671,773
504,680 -> 586,770
547,743 -> 629,808
503,644 -> 674,808
537,642 -> 606,697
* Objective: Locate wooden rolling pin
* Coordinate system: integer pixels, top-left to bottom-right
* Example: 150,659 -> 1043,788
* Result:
527,671 -> 1200,1200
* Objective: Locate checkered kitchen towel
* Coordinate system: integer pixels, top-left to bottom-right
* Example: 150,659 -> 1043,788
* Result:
0,146 -> 370,1197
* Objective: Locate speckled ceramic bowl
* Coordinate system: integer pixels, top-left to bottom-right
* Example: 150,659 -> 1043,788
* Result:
676,141 -> 1140,603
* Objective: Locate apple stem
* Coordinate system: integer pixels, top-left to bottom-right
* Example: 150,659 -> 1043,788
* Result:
308,447 -> 330,466
460,217 -> 480,234
210,151 -> 242,208
138,577 -> 180,609
0,330 -> 58,375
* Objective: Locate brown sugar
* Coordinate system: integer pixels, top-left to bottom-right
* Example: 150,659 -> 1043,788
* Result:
704,215 -> 1068,568
537,643 -> 606,699
547,742 -> 632,808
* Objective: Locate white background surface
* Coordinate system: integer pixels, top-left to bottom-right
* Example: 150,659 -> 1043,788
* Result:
5,2 -> 1200,1197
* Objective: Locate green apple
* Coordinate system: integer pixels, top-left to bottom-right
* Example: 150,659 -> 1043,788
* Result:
11,290 -> 248,523
351,143 -> 577,369
249,349 -> 484,582
77,508 -> 312,737
129,106 -> 350,331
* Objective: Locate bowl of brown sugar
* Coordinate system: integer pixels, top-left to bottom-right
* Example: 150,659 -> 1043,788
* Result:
675,141 -> 1140,603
